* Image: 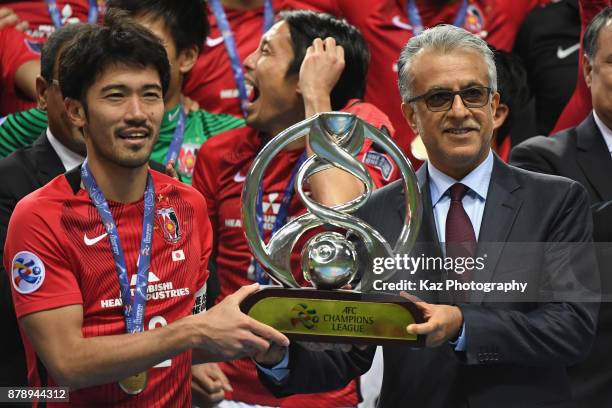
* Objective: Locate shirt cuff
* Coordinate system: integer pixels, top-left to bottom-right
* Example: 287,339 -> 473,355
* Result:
255,347 -> 290,383
449,322 -> 466,352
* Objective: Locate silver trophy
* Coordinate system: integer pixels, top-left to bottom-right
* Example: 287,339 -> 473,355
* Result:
240,112 -> 425,345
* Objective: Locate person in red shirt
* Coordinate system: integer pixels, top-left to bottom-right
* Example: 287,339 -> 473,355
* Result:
3,0 -> 103,50
4,14 -> 288,407
192,10 -> 400,408
183,0 -> 281,120
551,0 -> 610,134
0,26 -> 39,115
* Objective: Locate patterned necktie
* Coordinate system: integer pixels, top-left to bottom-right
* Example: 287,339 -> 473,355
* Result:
445,183 -> 476,295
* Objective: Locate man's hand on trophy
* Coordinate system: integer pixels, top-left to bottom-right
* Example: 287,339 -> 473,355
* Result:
298,36 -> 345,117
401,292 -> 463,348
253,341 -> 288,367
191,362 -> 232,407
190,283 -> 290,362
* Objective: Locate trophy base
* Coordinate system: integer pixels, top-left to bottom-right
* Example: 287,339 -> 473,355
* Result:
240,287 -> 425,346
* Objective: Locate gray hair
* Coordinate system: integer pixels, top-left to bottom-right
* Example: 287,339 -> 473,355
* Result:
583,6 -> 612,61
397,24 -> 497,102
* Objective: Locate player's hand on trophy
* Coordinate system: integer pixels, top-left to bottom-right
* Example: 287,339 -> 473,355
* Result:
297,36 -> 345,114
401,292 -> 463,348
191,283 -> 290,361
192,362 -> 232,407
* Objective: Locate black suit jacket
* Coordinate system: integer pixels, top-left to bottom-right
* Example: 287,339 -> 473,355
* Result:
259,156 -> 599,408
0,133 -> 64,387
510,114 -> 612,406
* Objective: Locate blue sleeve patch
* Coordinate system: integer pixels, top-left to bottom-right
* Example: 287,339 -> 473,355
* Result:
11,251 -> 46,294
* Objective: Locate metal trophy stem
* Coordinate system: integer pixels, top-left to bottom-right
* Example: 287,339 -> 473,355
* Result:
240,112 -> 425,345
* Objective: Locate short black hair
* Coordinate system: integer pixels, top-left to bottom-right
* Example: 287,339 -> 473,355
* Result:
106,0 -> 208,54
279,10 -> 370,110
584,6 -> 612,60
59,10 -> 170,105
493,49 -> 530,139
41,23 -> 88,82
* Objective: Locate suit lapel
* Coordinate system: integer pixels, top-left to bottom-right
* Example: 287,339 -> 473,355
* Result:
576,114 -> 612,201
412,164 -> 442,249
471,156 -> 522,303
31,133 -> 65,187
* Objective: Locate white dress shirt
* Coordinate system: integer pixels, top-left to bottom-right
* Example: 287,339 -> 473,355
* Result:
46,128 -> 85,171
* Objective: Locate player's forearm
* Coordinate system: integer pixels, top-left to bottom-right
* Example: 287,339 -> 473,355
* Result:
41,317 -> 196,390
304,93 -> 365,206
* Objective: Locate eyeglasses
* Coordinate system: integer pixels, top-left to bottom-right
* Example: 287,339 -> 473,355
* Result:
407,86 -> 492,112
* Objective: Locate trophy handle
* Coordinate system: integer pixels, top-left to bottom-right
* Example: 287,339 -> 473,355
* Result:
241,112 -> 422,291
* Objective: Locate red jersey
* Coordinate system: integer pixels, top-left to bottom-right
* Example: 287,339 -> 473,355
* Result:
551,0 -> 609,134
192,101 -> 397,407
6,0 -> 102,48
0,27 -> 38,116
282,0 -> 533,165
4,169 -> 212,407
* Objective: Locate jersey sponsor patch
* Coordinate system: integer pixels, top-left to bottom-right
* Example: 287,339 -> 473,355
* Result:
362,151 -> 394,181
11,251 -> 45,294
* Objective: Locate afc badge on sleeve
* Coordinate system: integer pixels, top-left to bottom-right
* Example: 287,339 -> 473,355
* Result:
11,251 -> 45,294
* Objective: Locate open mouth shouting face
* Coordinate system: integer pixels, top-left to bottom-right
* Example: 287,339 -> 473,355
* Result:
242,21 -> 303,136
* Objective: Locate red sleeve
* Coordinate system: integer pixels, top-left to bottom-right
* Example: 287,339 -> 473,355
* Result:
340,100 -> 400,187
4,197 -> 82,319
551,0 -> 610,133
0,27 -> 39,94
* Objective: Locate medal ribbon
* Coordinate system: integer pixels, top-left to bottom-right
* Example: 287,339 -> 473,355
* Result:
45,0 -> 100,28
406,0 -> 468,35
253,152 -> 307,284
164,106 -> 186,165
81,160 -> 155,333
208,0 -> 275,117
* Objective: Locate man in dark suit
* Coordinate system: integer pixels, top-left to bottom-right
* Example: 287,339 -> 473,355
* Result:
510,7 -> 612,407
0,23 -> 88,387
254,24 -> 600,407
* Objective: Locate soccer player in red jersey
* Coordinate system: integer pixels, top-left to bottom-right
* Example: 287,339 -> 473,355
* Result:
3,0 -> 103,49
282,0 -> 549,163
192,10 -> 399,408
3,14 -> 288,407
0,26 -> 39,115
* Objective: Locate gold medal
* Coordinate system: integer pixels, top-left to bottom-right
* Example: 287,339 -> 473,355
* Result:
118,371 -> 147,395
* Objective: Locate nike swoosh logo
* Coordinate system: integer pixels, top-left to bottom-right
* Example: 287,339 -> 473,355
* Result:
206,36 -> 225,48
391,15 -> 413,31
557,43 -> 580,59
233,171 -> 246,183
84,232 -> 108,246
167,108 -> 180,121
